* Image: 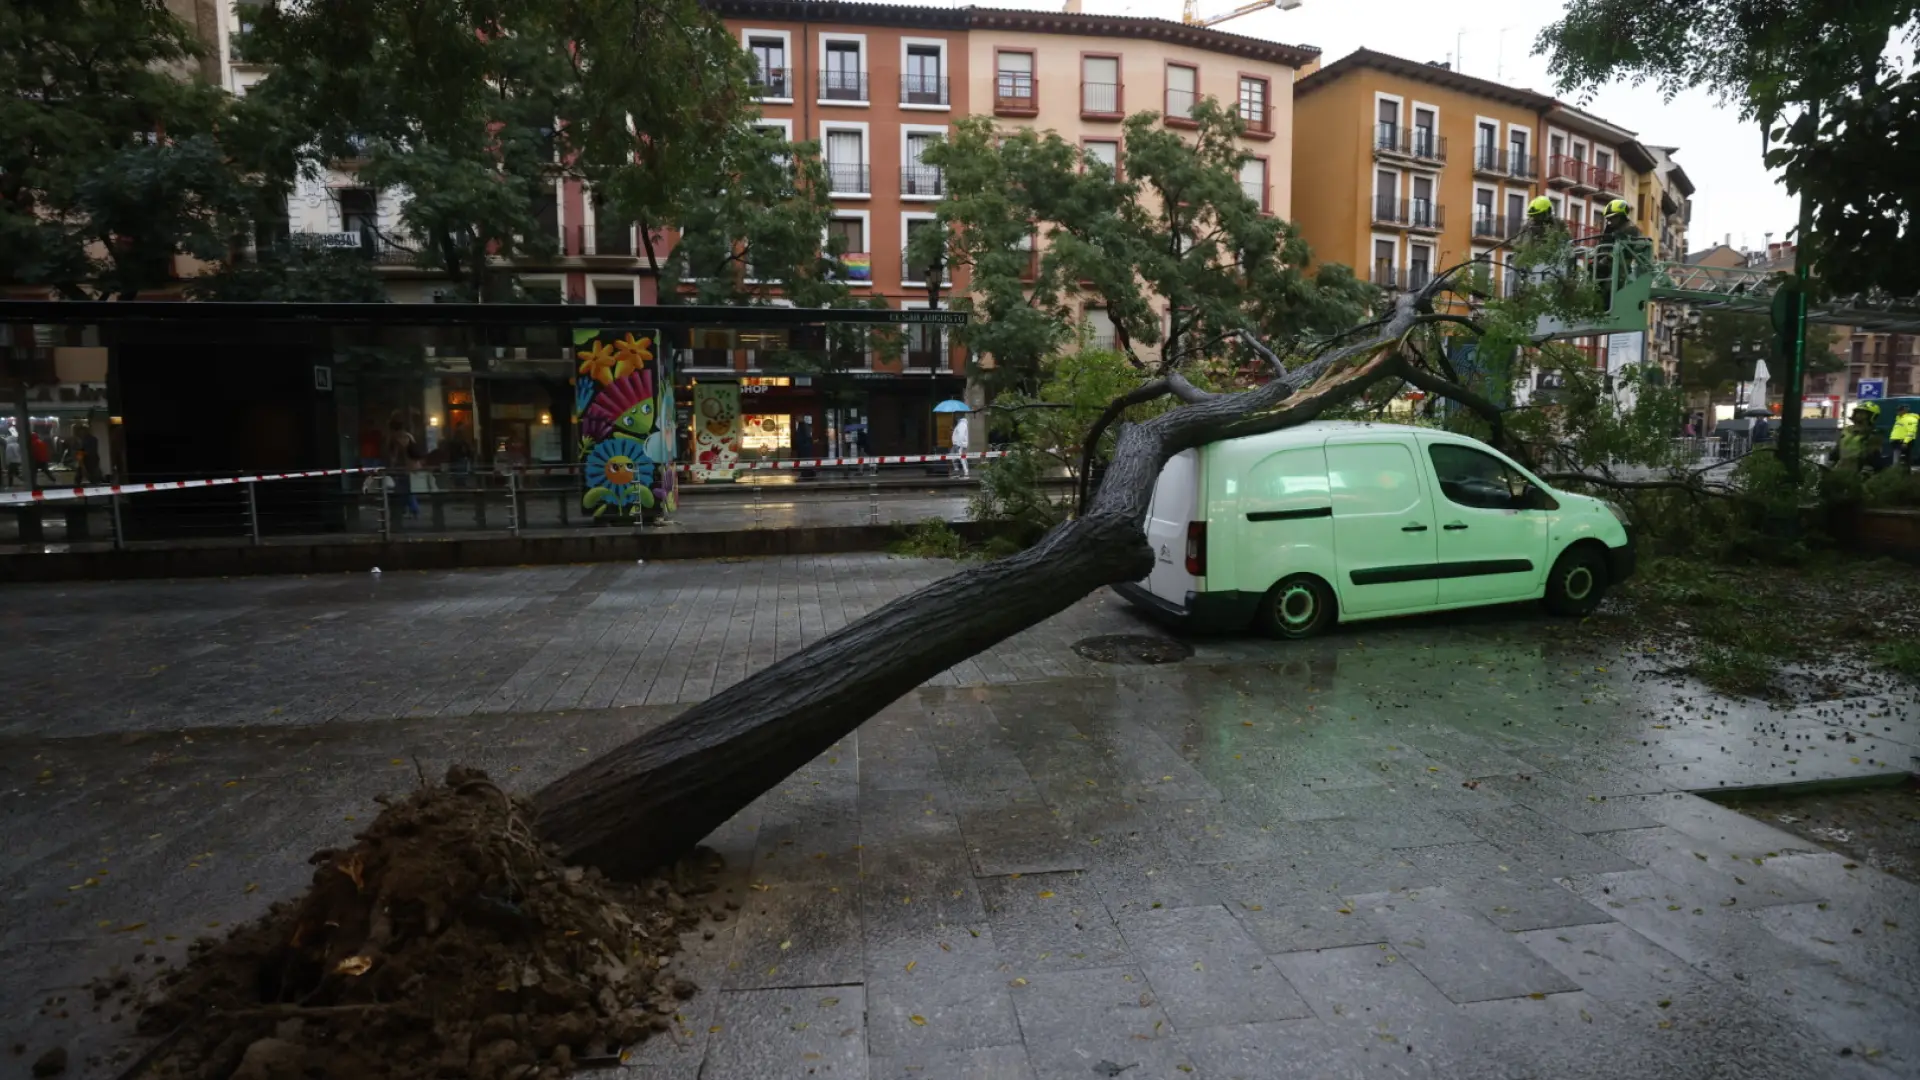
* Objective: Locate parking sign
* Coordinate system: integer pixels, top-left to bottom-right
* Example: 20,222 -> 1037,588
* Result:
1859,379 -> 1886,399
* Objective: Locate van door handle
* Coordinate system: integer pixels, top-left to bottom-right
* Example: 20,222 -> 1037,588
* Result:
1443,523 -> 1469,530
1401,524 -> 1428,532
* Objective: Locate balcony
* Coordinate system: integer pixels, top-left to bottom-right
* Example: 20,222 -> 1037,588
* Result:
826,163 -> 870,195
901,248 -> 950,285
1082,81 -> 1121,118
1470,213 -> 1522,241
1472,145 -> 1535,181
751,67 -> 793,100
1370,265 -> 1398,290
1374,123 -> 1447,166
900,166 -> 944,199
901,74 -> 948,107
1165,88 -> 1197,127
579,224 -> 637,259
1588,164 -> 1624,195
819,70 -> 868,103
1240,105 -> 1272,137
1547,153 -> 1590,191
1373,197 -> 1445,233
995,73 -> 1037,116
1406,266 -> 1432,291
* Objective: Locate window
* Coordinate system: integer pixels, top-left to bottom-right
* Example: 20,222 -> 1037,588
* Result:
1476,121 -> 1497,168
823,40 -> 864,101
749,36 -> 788,98
1328,442 -> 1422,517
1238,158 -> 1267,210
338,188 -> 377,237
592,199 -> 632,256
1238,76 -> 1269,132
1166,63 -> 1197,122
1376,97 -> 1399,146
825,129 -> 866,194
1509,130 -> 1529,175
1408,243 -> 1432,289
1085,307 -> 1117,350
827,216 -> 867,283
1595,149 -> 1612,175
904,44 -> 945,105
593,282 -> 635,305
995,51 -> 1035,114
903,218 -> 944,284
1372,238 -> 1396,287
1375,169 -> 1398,221
1473,189 -> 1495,234
903,130 -> 942,196
1082,55 -> 1120,115
1506,192 -> 1526,225
906,317 -> 945,367
1084,139 -> 1119,174
1411,175 -> 1434,226
1412,107 -> 1437,157
1429,443 -> 1544,510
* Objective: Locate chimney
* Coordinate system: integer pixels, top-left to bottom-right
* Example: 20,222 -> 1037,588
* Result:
1724,232 -> 1731,248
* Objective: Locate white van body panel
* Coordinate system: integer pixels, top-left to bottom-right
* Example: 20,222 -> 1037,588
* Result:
1118,421 -> 1635,632
1142,448 -> 1201,602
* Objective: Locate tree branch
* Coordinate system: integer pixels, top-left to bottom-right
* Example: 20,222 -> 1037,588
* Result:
1236,328 -> 1285,376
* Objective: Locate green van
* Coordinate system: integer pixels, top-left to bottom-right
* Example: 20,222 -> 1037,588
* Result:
1116,421 -> 1637,638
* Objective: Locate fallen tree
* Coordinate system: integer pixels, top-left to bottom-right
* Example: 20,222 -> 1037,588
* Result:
533,276 -> 1466,879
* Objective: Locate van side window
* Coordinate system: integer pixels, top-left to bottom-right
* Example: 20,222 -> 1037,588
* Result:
1429,443 -> 1539,510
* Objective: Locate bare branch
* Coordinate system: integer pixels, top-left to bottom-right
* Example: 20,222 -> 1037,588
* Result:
1235,328 -> 1285,376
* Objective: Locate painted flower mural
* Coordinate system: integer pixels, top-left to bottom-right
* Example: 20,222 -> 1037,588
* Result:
574,328 -> 675,520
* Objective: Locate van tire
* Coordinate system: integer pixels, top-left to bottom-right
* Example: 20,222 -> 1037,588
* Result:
1257,575 -> 1336,640
1544,545 -> 1609,616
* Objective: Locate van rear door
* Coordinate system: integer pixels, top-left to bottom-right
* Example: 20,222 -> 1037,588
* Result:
1144,448 -> 1201,605
1325,439 -> 1438,615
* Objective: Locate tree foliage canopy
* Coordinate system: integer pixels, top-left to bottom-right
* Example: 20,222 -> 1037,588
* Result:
914,103 -> 1373,388
1536,0 -> 1920,295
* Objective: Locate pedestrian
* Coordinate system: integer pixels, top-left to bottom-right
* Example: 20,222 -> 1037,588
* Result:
950,411 -> 971,478
3,428 -> 20,488
73,422 -> 103,484
29,430 -> 56,485
1750,414 -> 1772,447
1832,401 -> 1884,471
384,413 -> 421,519
1891,405 -> 1917,467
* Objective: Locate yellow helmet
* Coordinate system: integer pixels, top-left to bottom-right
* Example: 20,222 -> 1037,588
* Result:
1606,199 -> 1631,218
1527,196 -> 1553,219
1854,400 -> 1881,417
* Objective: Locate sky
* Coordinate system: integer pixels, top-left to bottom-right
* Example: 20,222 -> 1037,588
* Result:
951,0 -> 1799,254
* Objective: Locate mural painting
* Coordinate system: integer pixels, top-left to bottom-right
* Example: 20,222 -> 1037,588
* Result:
691,382 -> 742,481
575,328 -> 677,518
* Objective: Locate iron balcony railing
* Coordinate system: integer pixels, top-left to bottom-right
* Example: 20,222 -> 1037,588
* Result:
826,163 -> 870,194
1371,265 -> 1398,289
1373,197 -> 1445,231
752,67 -> 792,99
901,74 -> 949,106
1082,80 -> 1120,115
1165,88 -> 1197,123
1471,213 -> 1523,240
901,166 -> 945,198
1547,152 -> 1587,187
995,72 -> 1037,114
1375,122 -> 1447,164
1588,164 -> 1625,195
1473,145 -> 1536,180
901,248 -> 951,284
1240,103 -> 1271,135
820,69 -> 868,102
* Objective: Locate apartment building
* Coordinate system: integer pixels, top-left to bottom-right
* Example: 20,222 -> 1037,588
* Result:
1291,49 -> 1669,296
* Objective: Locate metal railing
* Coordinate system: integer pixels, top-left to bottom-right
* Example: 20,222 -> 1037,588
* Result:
826,163 -> 870,194
1547,153 -> 1587,187
1240,103 -> 1271,135
1165,88 -> 1197,122
1375,123 -> 1447,163
995,73 -> 1037,113
1471,213 -> 1523,240
901,248 -> 950,284
1373,197 -> 1445,231
820,69 -> 868,102
578,223 -> 637,257
1371,265 -> 1398,289
901,74 -> 948,106
752,67 -> 792,99
1473,146 -> 1535,180
901,166 -> 945,197
1589,164 -> 1625,195
1082,81 -> 1120,114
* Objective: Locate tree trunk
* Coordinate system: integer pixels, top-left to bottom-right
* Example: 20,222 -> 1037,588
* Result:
533,296 -> 1425,880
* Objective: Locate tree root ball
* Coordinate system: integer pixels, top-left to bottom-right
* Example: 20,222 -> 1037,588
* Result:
132,767 -> 720,1079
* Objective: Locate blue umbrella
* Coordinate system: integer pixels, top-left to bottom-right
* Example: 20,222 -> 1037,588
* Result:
932,399 -> 971,413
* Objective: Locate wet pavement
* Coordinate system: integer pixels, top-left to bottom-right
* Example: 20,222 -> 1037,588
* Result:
2,557 -> 1918,1078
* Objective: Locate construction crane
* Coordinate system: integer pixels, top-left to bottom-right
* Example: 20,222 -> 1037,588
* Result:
1182,0 -> 1301,28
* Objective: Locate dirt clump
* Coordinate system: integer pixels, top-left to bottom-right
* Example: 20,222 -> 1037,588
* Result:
126,767 -> 715,1079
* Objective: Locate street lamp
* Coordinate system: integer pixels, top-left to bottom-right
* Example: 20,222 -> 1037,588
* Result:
1661,304 -> 1701,430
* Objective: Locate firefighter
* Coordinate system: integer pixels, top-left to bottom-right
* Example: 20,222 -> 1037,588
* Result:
1594,199 -> 1641,305
1833,401 -> 1885,471
1520,196 -> 1562,244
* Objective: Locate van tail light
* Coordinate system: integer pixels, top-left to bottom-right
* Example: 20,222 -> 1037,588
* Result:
1185,521 -> 1207,577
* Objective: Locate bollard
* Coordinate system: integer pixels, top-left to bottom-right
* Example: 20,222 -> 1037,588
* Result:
109,491 -> 124,551
753,484 -> 764,528
379,477 -> 392,542
869,482 -> 879,525
245,480 -> 261,545
507,469 -> 521,536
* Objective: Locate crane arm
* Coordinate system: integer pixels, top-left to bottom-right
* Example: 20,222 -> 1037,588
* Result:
1183,0 -> 1300,27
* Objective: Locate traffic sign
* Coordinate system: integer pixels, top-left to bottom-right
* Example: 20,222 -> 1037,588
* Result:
1858,379 -> 1886,400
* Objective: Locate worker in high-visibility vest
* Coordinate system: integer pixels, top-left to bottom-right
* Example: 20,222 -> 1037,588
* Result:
1834,401 -> 1885,471
1892,404 -> 1918,467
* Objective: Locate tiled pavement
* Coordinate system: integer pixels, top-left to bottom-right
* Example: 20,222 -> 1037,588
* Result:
2,557 -> 1918,1078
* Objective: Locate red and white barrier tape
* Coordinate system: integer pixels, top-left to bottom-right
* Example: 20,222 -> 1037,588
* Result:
0,466 -> 382,507
720,450 -> 1005,472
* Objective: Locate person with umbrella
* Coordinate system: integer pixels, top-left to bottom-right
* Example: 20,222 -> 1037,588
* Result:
935,399 -> 971,477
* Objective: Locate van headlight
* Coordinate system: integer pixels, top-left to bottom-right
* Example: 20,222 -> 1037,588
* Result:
1602,499 -> 1630,525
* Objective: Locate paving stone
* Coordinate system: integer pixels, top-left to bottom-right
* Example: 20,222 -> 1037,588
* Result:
977,871 -> 1130,973
723,881 -> 863,990
1175,1018 -> 1459,1080
1586,827 -> 1824,908
1468,773 -> 1662,834
1007,966 -> 1197,1080
1270,943 -> 1456,1026
1554,869 -> 1829,981
1357,887 -> 1581,1004
700,987 -> 868,1080
1115,905 -> 1312,1028
1450,805 -> 1645,877
1402,843 -> 1616,932
865,1045 -> 1036,1080
958,803 -> 1086,876
864,924 -> 1023,1060
1227,889 -> 1387,955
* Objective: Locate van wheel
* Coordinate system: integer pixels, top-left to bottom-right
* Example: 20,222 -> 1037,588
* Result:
1257,574 -> 1335,640
1544,546 -> 1609,616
